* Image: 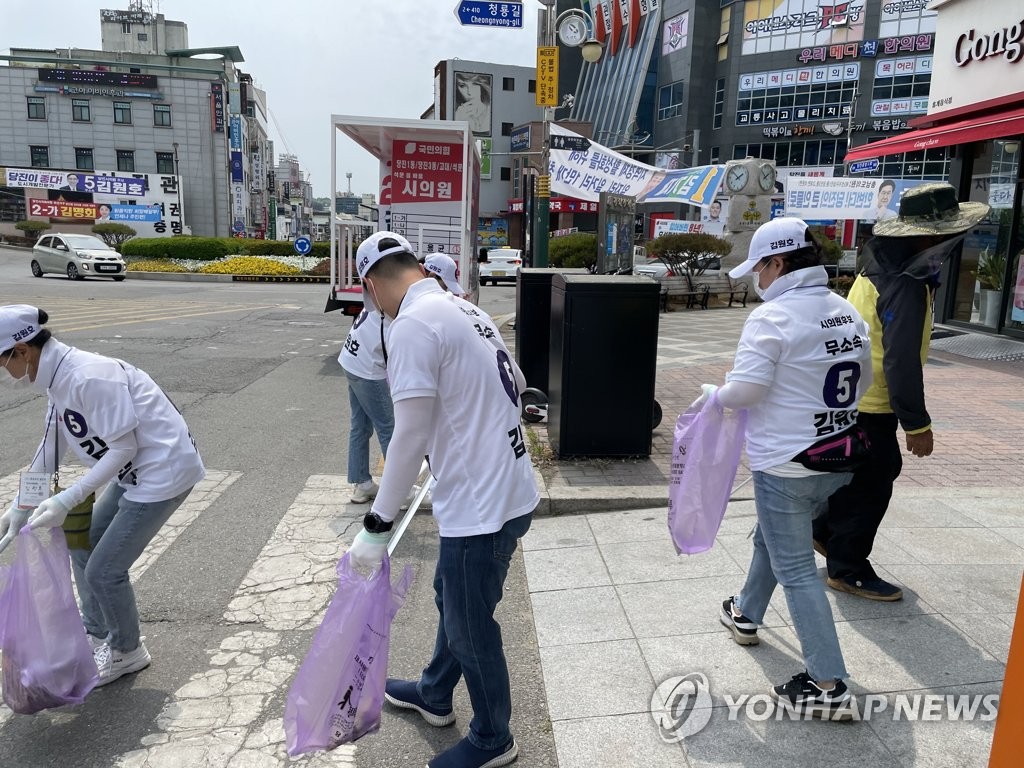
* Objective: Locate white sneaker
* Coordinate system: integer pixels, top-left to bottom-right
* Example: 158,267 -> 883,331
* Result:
400,484 -> 433,511
87,633 -> 107,651
94,641 -> 151,686
350,480 -> 379,504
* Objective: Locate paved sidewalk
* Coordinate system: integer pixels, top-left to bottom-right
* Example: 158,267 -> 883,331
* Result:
501,302 -> 1023,767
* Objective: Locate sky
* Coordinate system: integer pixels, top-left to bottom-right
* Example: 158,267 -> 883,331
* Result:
4,0 -> 543,197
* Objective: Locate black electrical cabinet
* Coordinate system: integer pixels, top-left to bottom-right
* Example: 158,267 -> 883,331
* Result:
548,274 -> 661,458
515,267 -> 589,391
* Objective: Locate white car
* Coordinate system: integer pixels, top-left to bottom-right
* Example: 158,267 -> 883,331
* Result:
31,234 -> 127,281
479,248 -> 523,286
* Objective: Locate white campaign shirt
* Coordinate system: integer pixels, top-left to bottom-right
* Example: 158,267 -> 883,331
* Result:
337,309 -> 389,381
386,279 -> 539,536
30,340 -> 206,503
726,267 -> 873,472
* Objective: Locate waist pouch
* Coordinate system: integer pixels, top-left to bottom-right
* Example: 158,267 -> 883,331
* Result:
792,426 -> 871,473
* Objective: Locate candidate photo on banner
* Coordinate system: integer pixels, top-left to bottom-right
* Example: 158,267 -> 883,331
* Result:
454,72 -> 492,137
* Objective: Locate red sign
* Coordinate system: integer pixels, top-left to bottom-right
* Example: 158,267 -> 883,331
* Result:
29,199 -> 98,220
391,141 -> 463,204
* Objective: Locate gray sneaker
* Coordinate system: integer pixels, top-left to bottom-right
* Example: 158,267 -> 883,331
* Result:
350,480 -> 379,504
94,642 -> 151,686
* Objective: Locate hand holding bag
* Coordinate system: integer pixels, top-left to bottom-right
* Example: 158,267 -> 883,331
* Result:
284,553 -> 413,756
668,394 -> 747,555
0,527 -> 98,714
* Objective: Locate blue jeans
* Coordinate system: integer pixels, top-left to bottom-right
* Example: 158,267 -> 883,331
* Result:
70,483 -> 194,652
345,370 -> 394,484
418,512 -> 533,750
736,470 -> 852,682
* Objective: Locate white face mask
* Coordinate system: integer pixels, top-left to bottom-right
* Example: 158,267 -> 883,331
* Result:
752,262 -> 771,299
1,353 -> 30,390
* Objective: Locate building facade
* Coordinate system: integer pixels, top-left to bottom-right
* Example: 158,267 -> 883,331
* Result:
0,7 -> 272,239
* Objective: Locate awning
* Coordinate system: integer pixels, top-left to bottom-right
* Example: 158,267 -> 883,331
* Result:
845,107 -> 1024,163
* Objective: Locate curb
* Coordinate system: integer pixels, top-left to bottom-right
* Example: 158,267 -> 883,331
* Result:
125,271 -> 232,283
537,485 -> 670,516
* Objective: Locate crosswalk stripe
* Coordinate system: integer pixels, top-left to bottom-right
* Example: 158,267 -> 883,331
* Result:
57,306 -> 281,333
117,473 -> 360,766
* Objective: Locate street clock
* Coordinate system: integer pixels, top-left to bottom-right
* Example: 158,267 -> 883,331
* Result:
723,158 -> 776,197
558,14 -> 589,47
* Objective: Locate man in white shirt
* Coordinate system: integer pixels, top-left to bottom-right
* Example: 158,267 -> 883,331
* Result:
347,232 -> 538,768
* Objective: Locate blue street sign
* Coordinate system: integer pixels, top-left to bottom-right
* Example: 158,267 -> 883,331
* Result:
849,158 -> 880,174
293,236 -> 312,255
454,1 -> 524,29
232,218 -> 245,233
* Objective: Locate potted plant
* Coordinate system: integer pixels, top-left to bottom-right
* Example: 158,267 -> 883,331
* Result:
974,247 -> 1006,326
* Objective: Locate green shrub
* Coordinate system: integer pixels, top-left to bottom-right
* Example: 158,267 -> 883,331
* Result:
121,236 -> 231,261
549,232 -> 597,270
809,227 -> 843,266
14,220 -> 50,237
238,239 -> 296,256
646,233 -> 733,276
91,223 -> 137,250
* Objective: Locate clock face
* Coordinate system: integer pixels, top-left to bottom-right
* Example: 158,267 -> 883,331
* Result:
726,166 -> 749,193
558,17 -> 587,47
758,163 -> 777,192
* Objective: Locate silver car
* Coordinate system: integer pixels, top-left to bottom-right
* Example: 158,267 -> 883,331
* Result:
31,234 -> 127,281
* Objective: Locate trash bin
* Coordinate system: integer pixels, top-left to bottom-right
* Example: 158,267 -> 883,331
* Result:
548,274 -> 661,458
515,268 -> 589,391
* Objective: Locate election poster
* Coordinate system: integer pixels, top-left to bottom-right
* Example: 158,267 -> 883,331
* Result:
785,176 -> 883,220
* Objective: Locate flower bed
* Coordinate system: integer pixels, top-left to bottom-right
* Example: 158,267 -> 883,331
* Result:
126,254 -> 330,277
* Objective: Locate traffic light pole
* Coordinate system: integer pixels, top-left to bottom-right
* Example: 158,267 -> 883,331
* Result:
533,2 -> 556,268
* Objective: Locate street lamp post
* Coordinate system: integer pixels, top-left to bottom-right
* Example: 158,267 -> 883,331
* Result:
172,141 -> 184,234
533,1 -> 603,268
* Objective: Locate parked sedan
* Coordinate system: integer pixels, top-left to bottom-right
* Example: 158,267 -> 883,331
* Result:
479,248 -> 523,286
32,234 -> 126,281
633,257 -> 722,281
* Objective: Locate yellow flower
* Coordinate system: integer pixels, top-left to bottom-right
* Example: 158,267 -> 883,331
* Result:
127,260 -> 189,273
198,257 -> 302,276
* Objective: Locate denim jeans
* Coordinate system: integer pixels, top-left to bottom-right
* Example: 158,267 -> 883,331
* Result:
736,470 -> 852,682
345,370 -> 395,484
418,512 -> 533,750
70,483 -> 194,652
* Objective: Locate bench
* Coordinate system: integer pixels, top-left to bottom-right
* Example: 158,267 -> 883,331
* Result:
695,273 -> 748,308
659,274 -> 709,312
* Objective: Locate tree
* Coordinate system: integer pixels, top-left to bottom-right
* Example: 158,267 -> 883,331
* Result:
14,220 -> 50,238
645,233 -> 733,277
549,232 -> 597,270
809,226 -> 842,266
91,223 -> 138,249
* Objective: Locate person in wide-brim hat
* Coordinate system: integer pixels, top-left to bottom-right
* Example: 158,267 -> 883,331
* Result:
813,182 -> 990,604
872,182 -> 989,237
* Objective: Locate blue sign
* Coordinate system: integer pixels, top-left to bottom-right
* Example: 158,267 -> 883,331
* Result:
293,236 -> 312,255
108,204 -> 161,223
510,125 -> 531,153
230,116 -> 242,150
233,218 -> 245,233
454,1 -> 523,28
641,165 -> 728,207
849,158 -> 880,174
230,152 -> 244,183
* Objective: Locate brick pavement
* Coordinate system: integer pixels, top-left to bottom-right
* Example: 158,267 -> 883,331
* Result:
503,303 -> 1024,501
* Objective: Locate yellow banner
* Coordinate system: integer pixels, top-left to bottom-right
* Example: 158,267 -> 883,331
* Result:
536,46 -> 559,107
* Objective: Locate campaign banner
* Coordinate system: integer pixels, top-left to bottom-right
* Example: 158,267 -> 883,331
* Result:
391,140 -> 464,203
29,199 -> 98,219
5,169 -> 145,196
109,204 -> 162,223
654,219 -> 725,237
786,176 -> 882,219
642,166 -> 727,207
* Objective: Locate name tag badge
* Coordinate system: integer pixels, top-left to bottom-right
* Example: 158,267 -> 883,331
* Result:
18,472 -> 52,508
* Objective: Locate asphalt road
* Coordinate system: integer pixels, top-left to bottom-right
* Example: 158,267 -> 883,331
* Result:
0,246 -> 543,768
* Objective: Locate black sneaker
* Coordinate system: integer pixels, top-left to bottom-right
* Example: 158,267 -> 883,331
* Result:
826,574 -> 903,602
720,597 -> 759,646
384,678 -> 456,727
770,671 -> 856,721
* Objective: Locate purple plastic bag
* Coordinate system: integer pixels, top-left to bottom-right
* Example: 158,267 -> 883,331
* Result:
0,527 -> 98,714
284,552 -> 412,756
668,395 -> 748,555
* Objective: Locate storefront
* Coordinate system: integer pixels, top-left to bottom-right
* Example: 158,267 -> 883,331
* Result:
844,0 -> 1024,338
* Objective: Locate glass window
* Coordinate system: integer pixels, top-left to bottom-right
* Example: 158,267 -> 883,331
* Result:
503,77 -> 515,91
72,99 -> 91,122
30,145 -> 49,168
501,122 -> 513,136
657,80 -> 685,121
121,21 -> 131,33
153,104 -> 171,127
156,151 -> 175,174
500,166 -> 512,181
528,80 -> 536,93
713,78 -> 725,130
718,6 -> 731,62
113,101 -> 132,125
116,149 -> 135,172
27,97 -> 45,120
75,147 -> 94,170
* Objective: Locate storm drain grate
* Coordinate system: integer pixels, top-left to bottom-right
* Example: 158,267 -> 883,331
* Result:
930,332 -> 1024,362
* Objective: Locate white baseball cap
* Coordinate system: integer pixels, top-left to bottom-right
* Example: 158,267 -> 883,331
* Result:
424,253 -> 466,296
355,231 -> 416,279
0,304 -> 44,354
728,217 -> 811,278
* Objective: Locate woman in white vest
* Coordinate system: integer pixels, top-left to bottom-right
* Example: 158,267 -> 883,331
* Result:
0,305 -> 206,686
698,219 -> 872,720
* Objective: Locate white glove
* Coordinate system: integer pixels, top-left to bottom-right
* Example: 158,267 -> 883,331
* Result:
348,529 -> 391,572
27,495 -> 71,531
690,384 -> 719,410
0,503 -> 31,554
